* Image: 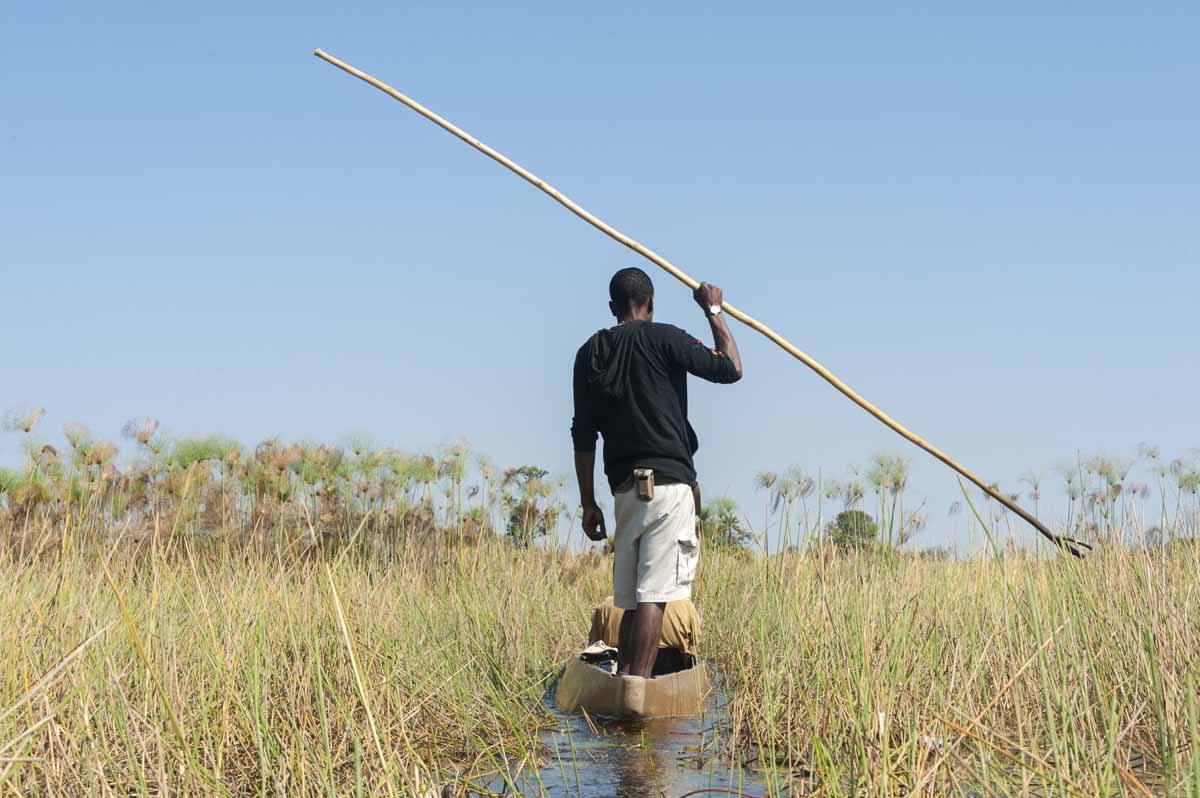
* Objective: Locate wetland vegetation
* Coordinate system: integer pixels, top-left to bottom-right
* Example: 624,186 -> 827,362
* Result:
2,407 -> 1198,796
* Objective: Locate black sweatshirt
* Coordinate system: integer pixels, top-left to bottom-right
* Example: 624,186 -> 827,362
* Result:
571,320 -> 741,493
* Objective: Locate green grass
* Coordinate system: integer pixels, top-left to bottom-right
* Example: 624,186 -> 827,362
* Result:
2,415 -> 1199,795
1,537 -> 600,795
2,534 -> 1198,796
705,544 -> 1200,796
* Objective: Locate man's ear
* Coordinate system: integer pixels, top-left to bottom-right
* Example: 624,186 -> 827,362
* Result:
609,300 -> 618,319
647,296 -> 654,316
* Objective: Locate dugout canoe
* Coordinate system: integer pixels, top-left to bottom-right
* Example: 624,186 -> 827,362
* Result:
554,649 -> 709,719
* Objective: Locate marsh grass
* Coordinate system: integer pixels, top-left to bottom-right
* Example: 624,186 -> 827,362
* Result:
703,543 -> 1200,796
2,413 -> 1199,795
3,528 -> 1198,796
1,532 -> 606,796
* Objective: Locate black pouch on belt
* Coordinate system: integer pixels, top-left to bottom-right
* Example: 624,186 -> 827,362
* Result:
633,468 -> 655,502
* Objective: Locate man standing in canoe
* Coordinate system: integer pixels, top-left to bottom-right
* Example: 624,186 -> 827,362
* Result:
571,266 -> 743,679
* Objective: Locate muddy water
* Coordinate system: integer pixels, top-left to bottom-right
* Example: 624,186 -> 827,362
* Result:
476,680 -> 789,797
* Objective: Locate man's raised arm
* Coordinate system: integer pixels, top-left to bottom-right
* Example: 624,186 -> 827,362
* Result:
694,282 -> 742,379
662,282 -> 743,384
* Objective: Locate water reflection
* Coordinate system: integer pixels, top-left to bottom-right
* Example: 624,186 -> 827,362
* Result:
475,681 -> 773,797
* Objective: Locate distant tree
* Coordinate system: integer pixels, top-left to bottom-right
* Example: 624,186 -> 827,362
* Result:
500,465 -> 561,547
753,471 -> 778,544
824,509 -> 878,551
867,453 -> 910,548
699,497 -> 753,548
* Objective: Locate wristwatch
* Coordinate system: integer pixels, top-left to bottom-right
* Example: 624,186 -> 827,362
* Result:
707,304 -> 722,317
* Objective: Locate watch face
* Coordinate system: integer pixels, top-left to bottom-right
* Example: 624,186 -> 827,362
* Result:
709,304 -> 722,315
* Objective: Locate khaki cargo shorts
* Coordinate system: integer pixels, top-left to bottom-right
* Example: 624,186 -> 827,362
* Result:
612,482 -> 699,610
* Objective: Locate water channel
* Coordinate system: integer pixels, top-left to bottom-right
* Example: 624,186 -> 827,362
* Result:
472,678 -> 796,797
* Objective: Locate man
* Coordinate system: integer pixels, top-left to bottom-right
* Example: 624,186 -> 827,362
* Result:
571,266 -> 742,679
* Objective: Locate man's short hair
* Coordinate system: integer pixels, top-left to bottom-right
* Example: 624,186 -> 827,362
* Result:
609,267 -> 654,314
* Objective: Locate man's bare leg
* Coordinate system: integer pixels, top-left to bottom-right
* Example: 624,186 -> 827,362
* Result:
616,609 -> 636,675
628,601 -> 665,678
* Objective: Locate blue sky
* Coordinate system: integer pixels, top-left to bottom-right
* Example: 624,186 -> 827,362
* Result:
3,2 -> 1197,548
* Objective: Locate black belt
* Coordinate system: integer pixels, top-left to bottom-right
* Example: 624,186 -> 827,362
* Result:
613,473 -> 688,494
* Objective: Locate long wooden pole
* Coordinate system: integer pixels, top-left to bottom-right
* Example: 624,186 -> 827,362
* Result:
313,48 -> 1090,558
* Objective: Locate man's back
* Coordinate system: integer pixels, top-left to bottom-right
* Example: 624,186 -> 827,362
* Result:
571,320 -> 739,492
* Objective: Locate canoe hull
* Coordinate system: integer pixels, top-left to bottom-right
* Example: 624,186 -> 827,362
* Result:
554,654 -> 709,719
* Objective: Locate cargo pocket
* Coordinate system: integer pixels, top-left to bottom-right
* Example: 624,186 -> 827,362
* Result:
677,528 -> 699,588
